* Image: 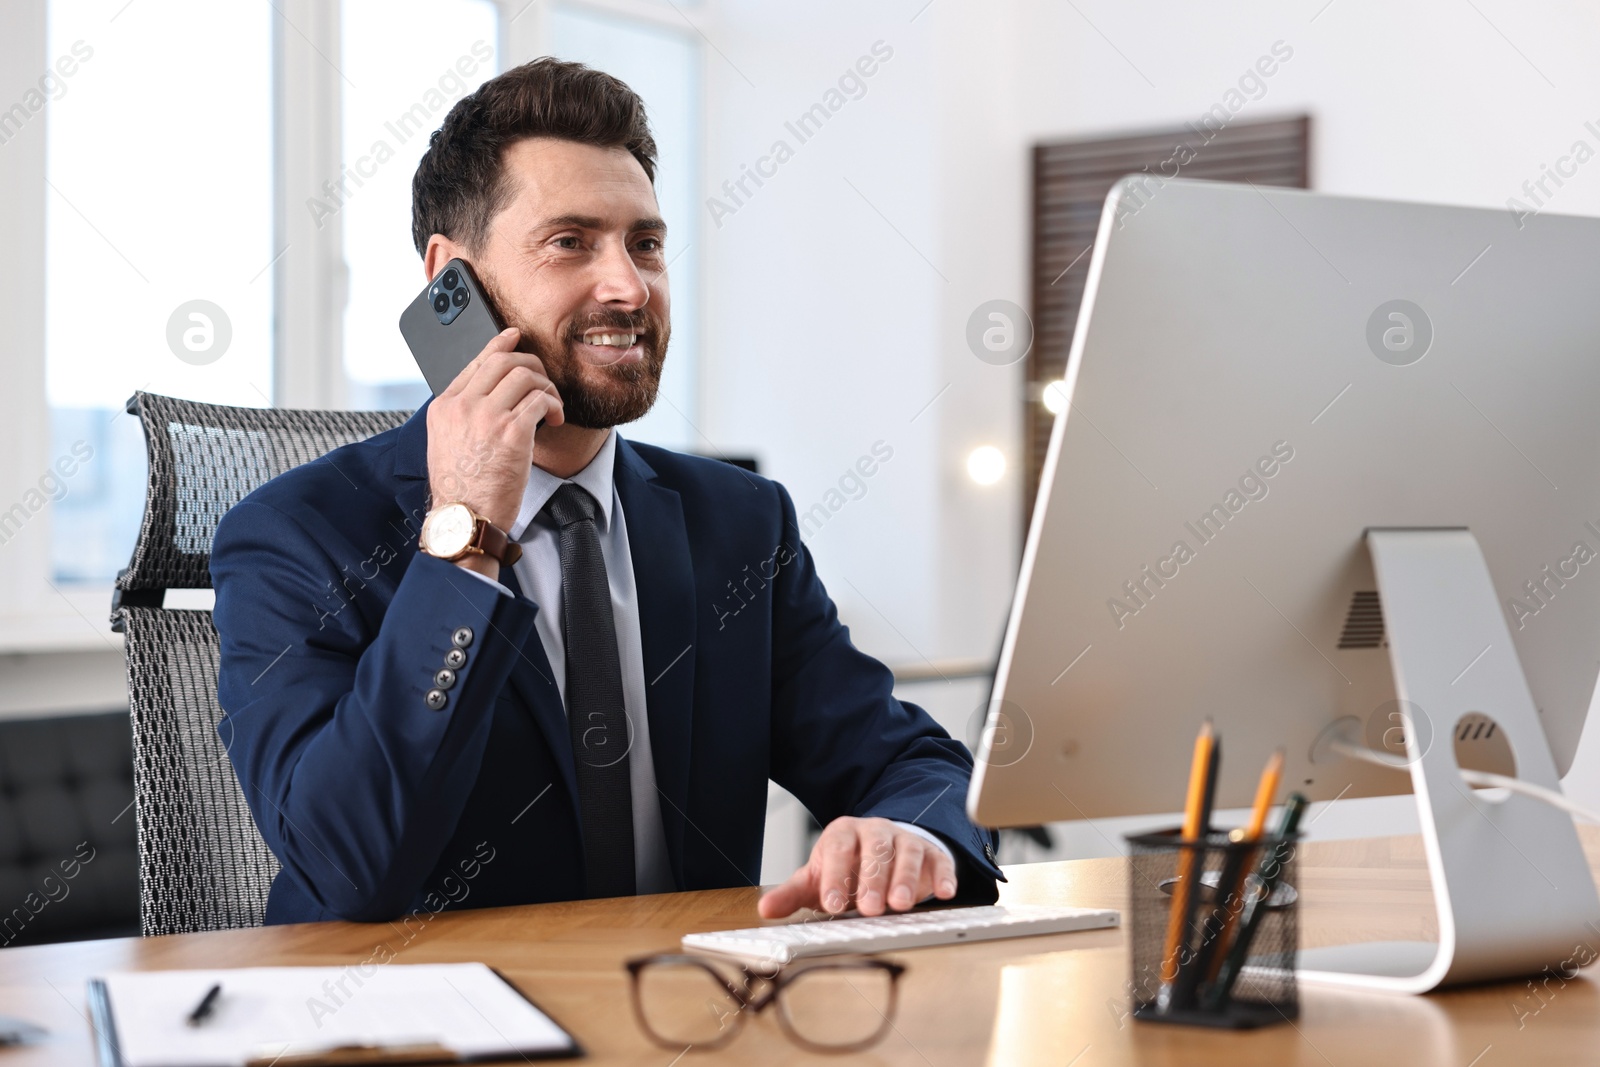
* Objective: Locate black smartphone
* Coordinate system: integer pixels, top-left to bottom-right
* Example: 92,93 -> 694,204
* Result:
399,258 -> 506,395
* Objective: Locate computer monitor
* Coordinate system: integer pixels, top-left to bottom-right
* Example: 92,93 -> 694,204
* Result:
968,177 -> 1600,992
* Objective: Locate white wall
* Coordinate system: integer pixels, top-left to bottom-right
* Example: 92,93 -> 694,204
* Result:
700,0 -> 1600,861
699,3 -> 950,668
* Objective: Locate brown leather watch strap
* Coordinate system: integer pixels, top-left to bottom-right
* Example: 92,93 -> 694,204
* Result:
472,517 -> 523,568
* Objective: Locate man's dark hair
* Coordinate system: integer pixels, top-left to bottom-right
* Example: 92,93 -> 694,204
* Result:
410,57 -> 658,257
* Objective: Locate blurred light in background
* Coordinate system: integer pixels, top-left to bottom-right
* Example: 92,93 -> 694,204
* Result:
1042,379 -> 1068,416
966,445 -> 1006,486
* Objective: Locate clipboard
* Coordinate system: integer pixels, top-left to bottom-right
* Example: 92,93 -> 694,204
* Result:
87,963 -> 583,1067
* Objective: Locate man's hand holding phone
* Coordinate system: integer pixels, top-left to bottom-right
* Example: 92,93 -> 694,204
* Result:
425,327 -> 564,579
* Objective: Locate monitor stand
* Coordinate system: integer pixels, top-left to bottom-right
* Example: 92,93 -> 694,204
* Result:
1297,528 -> 1600,993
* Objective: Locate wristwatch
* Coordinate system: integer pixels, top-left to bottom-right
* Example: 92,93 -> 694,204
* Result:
419,503 -> 523,567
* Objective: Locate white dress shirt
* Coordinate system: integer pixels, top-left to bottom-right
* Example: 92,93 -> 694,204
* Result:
463,430 -> 953,895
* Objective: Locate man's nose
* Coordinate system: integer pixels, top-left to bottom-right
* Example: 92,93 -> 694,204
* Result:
592,239 -> 651,308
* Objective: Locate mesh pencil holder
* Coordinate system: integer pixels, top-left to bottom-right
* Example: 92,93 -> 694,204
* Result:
1124,827 -> 1301,1029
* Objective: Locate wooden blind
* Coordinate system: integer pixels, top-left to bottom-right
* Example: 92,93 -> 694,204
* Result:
1027,115 -> 1311,525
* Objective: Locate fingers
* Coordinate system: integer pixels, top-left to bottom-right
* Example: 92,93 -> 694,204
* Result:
931,843 -> 958,900
926,845 -> 958,901
816,821 -> 861,915
510,377 -> 564,427
756,819 -> 964,922
853,824 -> 899,916
881,829 -> 958,912
757,865 -> 816,920
485,363 -> 557,420
459,335 -> 551,402
885,835 -> 927,912
441,327 -> 520,398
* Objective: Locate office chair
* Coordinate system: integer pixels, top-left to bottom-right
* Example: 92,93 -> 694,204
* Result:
109,391 -> 412,936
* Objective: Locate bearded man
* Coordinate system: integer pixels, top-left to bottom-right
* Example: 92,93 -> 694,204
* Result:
211,57 -> 1001,925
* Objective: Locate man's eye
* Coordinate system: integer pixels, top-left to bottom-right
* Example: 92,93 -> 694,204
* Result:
635,238 -> 663,253
554,236 -> 581,250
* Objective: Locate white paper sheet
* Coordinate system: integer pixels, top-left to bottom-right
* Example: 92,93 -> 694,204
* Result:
96,962 -> 574,1067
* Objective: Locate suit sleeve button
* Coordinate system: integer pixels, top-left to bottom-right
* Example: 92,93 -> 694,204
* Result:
452,626 -> 474,649
444,647 -> 467,670
425,688 -> 448,711
434,668 -> 457,690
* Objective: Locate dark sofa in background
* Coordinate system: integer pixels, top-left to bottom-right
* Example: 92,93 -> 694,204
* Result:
0,710 -> 139,947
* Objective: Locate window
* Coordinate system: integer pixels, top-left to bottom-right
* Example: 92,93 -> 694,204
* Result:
548,4 -> 702,450
340,0 -> 501,412
14,0 -> 702,644
45,0 -> 275,584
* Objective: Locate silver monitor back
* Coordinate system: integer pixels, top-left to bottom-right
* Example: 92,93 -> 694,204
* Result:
969,177 -> 1600,828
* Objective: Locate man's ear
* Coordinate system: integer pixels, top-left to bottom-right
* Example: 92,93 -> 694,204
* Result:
422,234 -> 470,282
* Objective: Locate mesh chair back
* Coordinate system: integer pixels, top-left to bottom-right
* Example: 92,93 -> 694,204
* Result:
111,391 -> 412,935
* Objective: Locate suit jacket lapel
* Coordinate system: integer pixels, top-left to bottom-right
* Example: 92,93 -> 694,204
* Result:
614,437 -> 696,889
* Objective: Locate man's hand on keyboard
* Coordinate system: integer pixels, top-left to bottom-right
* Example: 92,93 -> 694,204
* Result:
757,816 -> 959,920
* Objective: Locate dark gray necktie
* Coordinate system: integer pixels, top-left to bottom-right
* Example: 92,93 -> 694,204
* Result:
542,482 -> 636,897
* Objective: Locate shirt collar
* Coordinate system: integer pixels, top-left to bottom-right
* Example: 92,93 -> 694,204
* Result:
510,430 -> 617,541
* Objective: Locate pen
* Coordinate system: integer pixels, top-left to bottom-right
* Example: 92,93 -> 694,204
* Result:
187,983 -> 222,1028
1204,792 -> 1308,1008
1159,719 -> 1216,1005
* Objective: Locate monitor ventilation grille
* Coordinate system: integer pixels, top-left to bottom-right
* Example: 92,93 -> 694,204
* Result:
1337,591 -> 1385,649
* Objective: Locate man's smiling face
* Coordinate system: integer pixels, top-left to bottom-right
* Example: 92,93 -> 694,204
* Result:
464,136 -> 671,429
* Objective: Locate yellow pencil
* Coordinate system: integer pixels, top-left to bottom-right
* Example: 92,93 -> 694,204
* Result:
1160,719 -> 1215,985
1204,749 -> 1285,982
1243,749 -> 1285,841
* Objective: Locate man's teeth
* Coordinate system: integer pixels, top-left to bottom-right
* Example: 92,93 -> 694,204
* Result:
584,332 -> 637,347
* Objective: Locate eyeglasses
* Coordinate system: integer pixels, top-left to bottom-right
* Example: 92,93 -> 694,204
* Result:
624,953 -> 905,1054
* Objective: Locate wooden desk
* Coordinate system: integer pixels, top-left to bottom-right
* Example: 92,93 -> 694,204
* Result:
4,831 -> 1598,1066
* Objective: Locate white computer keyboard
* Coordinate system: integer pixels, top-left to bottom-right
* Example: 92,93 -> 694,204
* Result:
682,904 -> 1120,965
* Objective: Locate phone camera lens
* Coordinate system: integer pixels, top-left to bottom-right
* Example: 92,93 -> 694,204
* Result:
432,293 -> 451,314
440,269 -> 460,290
451,288 -> 469,308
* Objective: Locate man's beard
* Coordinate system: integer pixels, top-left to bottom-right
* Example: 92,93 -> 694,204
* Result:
480,274 -> 669,429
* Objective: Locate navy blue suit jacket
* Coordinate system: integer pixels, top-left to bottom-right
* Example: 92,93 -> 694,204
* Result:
210,402 -> 1002,924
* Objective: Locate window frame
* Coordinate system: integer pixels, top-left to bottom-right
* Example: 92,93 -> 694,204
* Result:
0,0 -> 112,652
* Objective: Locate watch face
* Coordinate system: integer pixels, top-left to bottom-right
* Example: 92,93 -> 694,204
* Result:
423,503 -> 475,558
